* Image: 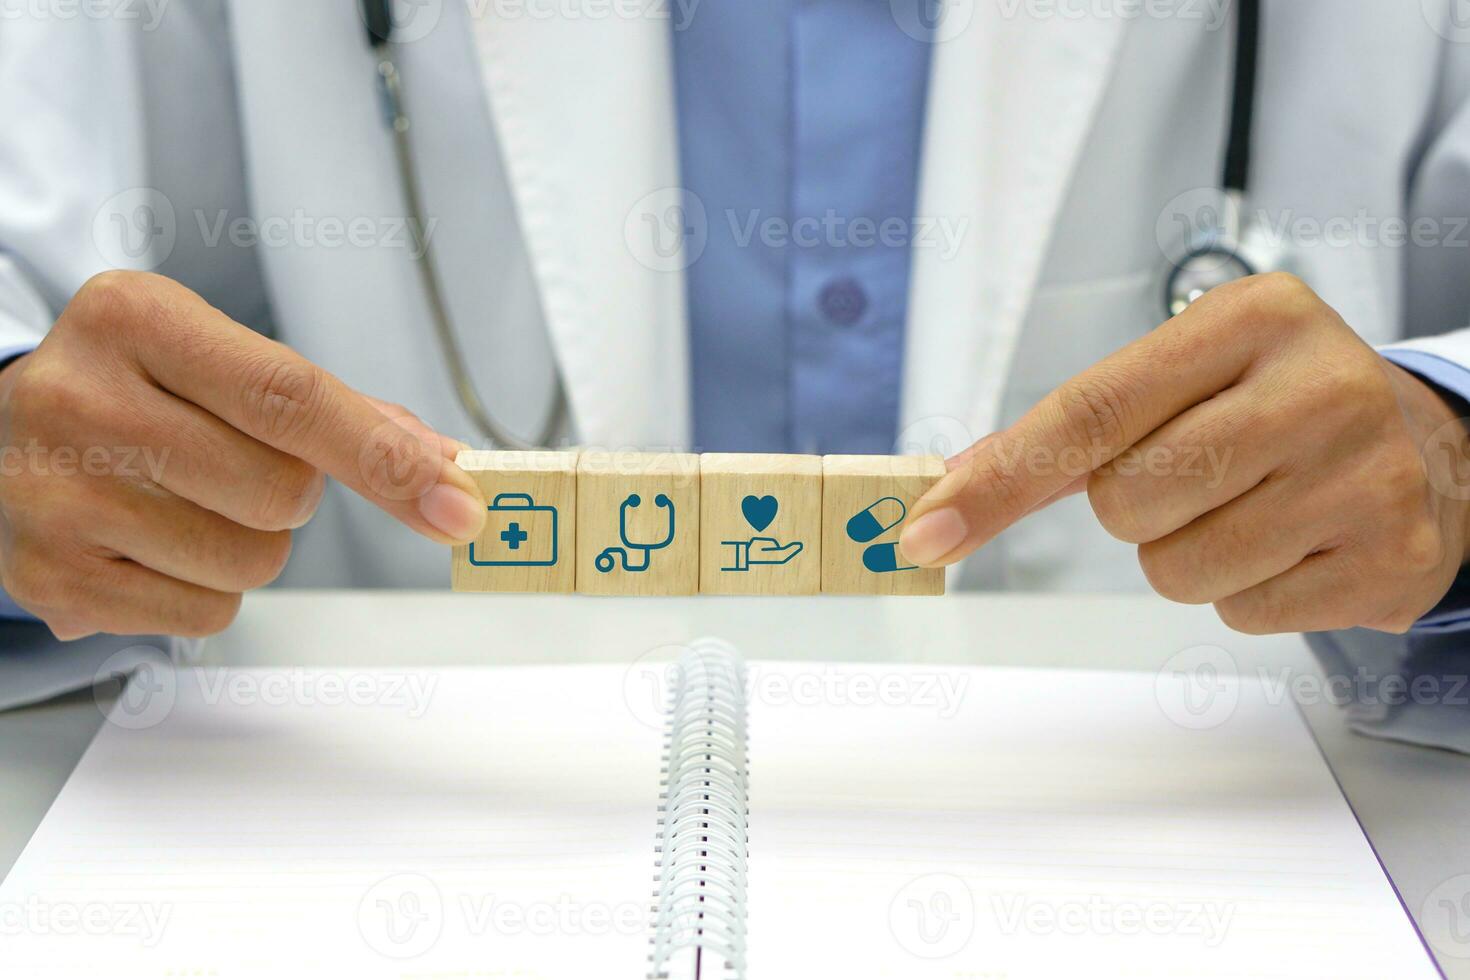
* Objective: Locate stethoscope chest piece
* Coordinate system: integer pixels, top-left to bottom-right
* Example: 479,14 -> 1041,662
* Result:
1160,0 -> 1275,319
1165,243 -> 1257,318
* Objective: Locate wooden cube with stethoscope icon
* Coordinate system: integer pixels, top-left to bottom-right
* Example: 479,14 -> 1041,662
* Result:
576,451 -> 702,596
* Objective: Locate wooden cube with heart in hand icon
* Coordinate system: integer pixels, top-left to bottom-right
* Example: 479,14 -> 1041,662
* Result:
699,453 -> 822,595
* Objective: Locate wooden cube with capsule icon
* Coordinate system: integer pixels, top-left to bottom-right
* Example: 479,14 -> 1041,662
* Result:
821,455 -> 946,596
451,450 -> 579,594
577,450 -> 701,596
700,453 -> 823,595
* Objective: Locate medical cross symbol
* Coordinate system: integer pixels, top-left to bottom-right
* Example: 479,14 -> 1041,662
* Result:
500,522 -> 529,551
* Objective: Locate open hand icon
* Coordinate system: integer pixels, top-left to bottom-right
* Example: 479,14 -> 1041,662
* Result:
721,537 -> 804,572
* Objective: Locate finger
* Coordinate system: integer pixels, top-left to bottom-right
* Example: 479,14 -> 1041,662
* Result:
1086,385 -> 1280,544
902,278 -> 1274,566
1031,470 -> 1090,514
28,556 -> 242,641
86,382 -> 326,532
949,433 -> 1090,514
944,433 -> 997,473
361,393 -> 470,461
1136,473 -> 1333,605
81,478 -> 293,593
1213,550 -> 1381,636
94,274 -> 486,544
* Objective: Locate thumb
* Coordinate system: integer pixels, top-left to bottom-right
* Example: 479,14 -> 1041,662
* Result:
899,432 -> 1090,568
352,395 -> 488,545
360,393 -> 473,462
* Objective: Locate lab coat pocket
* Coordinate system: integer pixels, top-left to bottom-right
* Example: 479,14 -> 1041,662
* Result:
992,268 -> 1159,593
1004,267 -> 1160,420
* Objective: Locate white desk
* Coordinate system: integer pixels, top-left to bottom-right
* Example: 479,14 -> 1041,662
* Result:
3,591 -> 1469,975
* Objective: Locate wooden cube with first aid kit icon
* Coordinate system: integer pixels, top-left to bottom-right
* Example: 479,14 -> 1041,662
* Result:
576,450 -> 701,596
821,455 -> 946,596
699,453 -> 823,596
451,450 -> 579,594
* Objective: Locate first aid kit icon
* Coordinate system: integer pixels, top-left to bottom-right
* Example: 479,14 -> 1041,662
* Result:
468,494 -> 560,568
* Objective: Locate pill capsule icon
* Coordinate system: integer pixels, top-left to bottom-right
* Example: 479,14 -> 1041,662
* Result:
862,542 -> 917,574
846,497 -> 907,543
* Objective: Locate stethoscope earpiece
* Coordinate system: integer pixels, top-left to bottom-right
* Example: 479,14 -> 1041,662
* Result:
1160,0 -> 1264,318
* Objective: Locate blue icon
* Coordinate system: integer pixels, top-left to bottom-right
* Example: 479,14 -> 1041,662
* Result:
596,493 -> 676,573
848,497 -> 917,574
740,494 -> 779,532
500,523 -> 529,550
721,493 -> 805,572
468,493 -> 559,567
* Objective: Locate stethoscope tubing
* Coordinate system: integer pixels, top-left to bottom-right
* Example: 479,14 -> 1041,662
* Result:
368,19 -> 568,450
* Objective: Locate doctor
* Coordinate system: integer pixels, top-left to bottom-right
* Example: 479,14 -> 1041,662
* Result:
1,2 -> 1469,718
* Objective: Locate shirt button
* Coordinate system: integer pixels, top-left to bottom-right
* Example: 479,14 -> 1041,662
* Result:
818,277 -> 868,326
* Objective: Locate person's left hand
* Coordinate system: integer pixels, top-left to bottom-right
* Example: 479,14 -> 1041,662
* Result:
899,273 -> 1470,635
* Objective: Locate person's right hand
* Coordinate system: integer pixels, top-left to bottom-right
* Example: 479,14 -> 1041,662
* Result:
0,271 -> 488,640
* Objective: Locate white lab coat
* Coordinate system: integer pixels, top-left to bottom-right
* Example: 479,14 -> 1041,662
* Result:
4,0 -> 1470,595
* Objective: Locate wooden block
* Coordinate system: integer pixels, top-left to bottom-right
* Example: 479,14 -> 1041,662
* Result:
699,453 -> 822,596
821,455 -> 946,596
577,450 -> 700,596
451,450 -> 579,594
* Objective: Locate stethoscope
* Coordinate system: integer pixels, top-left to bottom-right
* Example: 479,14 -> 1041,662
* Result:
362,0 -> 1262,447
1163,0 -> 1265,319
596,494 -> 677,573
362,0 -> 567,450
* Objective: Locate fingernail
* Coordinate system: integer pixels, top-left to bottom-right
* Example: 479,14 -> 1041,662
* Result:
289,475 -> 327,529
418,484 -> 486,542
899,509 -> 969,567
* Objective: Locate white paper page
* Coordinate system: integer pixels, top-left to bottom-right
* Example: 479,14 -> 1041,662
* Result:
0,665 -> 663,979
744,664 -> 1439,979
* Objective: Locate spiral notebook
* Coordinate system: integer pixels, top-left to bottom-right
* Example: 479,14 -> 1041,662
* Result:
0,643 -> 1441,979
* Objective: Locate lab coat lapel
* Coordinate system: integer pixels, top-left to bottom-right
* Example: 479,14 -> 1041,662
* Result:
901,9 -> 1129,450
466,2 -> 690,449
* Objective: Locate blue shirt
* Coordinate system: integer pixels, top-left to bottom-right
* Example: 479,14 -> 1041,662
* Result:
673,0 -> 933,454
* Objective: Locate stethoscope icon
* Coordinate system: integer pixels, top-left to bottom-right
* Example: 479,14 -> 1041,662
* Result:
596,493 -> 676,573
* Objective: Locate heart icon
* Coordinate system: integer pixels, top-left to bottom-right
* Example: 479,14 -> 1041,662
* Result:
741,495 -> 779,533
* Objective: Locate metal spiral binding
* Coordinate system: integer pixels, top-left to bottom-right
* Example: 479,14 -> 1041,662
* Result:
648,639 -> 749,980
